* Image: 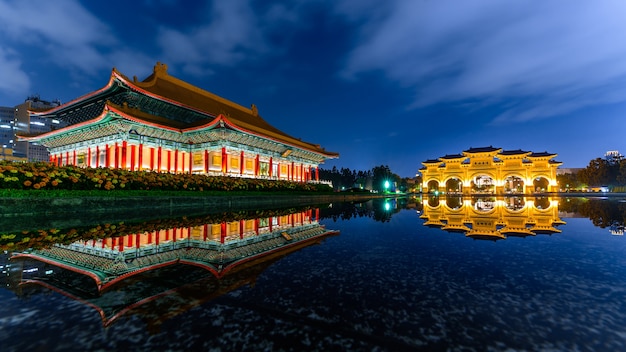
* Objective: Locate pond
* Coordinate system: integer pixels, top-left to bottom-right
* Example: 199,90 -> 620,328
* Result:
1,196 -> 626,351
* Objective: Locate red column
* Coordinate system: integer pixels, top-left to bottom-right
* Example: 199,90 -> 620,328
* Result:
155,231 -> 160,245
130,145 -> 136,171
300,164 -> 304,182
114,142 -> 119,168
291,162 -> 295,181
105,144 -> 110,168
221,147 -> 227,174
277,162 -> 281,178
269,217 -> 273,232
189,151 -> 193,174
73,150 -> 76,166
87,147 -> 91,167
127,234 -> 133,247
121,141 -> 127,169
239,220 -> 244,239
254,219 -> 259,235
220,222 -> 226,243
157,147 -> 162,172
174,149 -> 179,173
150,147 -> 155,171
203,224 -> 208,241
65,151 -> 69,166
167,150 -> 172,172
240,151 -> 244,175
204,150 -> 209,173
316,167 -> 319,181
138,143 -> 143,171
255,154 -> 259,177
269,157 -> 273,178
173,228 -> 177,243
316,208 -> 320,221
136,234 -> 141,249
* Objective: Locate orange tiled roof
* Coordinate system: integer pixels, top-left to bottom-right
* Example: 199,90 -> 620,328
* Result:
115,63 -> 337,157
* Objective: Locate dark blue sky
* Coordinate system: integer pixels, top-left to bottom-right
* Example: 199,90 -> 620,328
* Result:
1,0 -> 625,177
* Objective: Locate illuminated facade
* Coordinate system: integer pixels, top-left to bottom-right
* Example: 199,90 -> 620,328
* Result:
421,147 -> 561,195
19,63 -> 338,181
420,196 -> 565,240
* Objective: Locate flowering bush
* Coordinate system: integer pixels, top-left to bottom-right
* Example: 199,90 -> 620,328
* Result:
0,161 -> 333,193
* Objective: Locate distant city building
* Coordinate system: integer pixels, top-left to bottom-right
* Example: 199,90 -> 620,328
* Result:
605,150 -> 624,165
0,105 -> 21,162
556,168 -> 583,175
19,63 -> 338,181
420,146 -> 562,194
0,96 -> 63,162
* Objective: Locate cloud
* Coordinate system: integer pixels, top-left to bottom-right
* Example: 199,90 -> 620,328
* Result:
0,0 -> 115,72
157,1 -> 270,76
339,0 -> 626,123
0,48 -> 30,97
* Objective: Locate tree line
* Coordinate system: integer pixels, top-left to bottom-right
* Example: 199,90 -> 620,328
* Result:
557,157 -> 626,191
319,165 -> 416,192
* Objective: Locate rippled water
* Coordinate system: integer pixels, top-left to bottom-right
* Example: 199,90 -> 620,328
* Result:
2,196 -> 626,351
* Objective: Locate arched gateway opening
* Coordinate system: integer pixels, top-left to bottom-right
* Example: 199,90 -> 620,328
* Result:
427,180 -> 440,193
445,178 -> 462,194
533,177 -> 550,193
471,175 -> 494,194
504,176 -> 524,194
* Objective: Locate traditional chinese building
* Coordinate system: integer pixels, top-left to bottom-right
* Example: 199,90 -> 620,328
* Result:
420,146 -> 561,195
19,63 -> 338,182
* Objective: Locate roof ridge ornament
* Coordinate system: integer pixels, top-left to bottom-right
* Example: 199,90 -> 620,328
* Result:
153,62 -> 168,75
251,104 -> 258,116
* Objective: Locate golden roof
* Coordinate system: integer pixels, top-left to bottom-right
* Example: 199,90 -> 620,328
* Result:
115,63 -> 337,157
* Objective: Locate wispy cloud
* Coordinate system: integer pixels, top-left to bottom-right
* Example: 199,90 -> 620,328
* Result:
156,1 -> 270,76
0,48 -> 30,97
339,0 -> 626,123
0,0 -> 115,72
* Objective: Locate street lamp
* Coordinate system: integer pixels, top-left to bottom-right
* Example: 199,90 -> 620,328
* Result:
384,180 -> 390,193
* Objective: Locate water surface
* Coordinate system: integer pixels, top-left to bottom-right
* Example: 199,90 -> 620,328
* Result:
1,196 -> 626,351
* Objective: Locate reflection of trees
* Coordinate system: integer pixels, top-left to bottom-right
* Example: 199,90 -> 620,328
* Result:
562,198 -> 626,228
318,199 -> 405,223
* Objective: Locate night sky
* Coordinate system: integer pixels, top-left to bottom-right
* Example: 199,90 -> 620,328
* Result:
1,0 -> 625,177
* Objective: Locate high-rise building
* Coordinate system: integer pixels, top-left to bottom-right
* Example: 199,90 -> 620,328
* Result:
605,150 -> 624,165
1,96 -> 63,162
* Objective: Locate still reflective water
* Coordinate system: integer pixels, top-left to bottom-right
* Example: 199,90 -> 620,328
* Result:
2,196 -> 626,351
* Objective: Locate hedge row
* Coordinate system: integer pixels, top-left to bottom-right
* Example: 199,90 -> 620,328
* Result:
0,161 -> 333,193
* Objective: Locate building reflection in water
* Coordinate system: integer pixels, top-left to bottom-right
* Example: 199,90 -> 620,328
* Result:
420,196 -> 566,241
6,208 -> 338,330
